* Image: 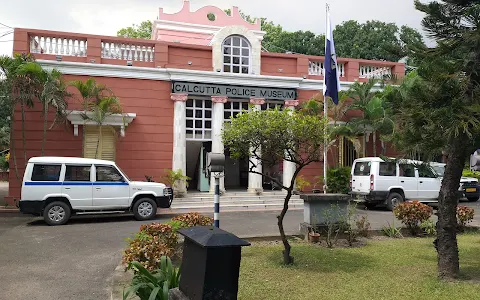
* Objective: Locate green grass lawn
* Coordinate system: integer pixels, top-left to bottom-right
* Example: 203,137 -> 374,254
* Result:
238,234 -> 480,300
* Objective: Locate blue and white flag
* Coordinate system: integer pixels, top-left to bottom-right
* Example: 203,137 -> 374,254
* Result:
323,7 -> 340,105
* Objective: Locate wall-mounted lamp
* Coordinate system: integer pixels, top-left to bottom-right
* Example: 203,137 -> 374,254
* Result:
188,61 -> 193,65
126,60 -> 133,66
90,59 -> 96,64
278,68 -> 283,73
216,69 -> 221,72
56,55 -> 62,62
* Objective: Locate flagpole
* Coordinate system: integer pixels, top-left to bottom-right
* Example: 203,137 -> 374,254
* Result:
323,4 -> 329,195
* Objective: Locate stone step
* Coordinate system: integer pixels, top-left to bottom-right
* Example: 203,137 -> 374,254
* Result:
166,202 -> 304,213
178,195 -> 302,202
171,201 -> 303,208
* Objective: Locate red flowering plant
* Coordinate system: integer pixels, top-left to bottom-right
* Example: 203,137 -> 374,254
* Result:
393,201 -> 433,235
457,206 -> 475,228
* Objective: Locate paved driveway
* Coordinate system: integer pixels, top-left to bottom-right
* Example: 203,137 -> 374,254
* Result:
1,202 -> 480,300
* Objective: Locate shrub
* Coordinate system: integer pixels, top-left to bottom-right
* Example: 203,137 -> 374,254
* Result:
123,213 -> 213,271
123,233 -> 176,271
172,212 -> 214,228
326,167 -> 351,194
123,256 -> 181,300
382,221 -> 403,238
457,206 -> 475,227
356,216 -> 371,237
295,175 -> 311,192
420,220 -> 436,236
462,169 -> 480,181
393,201 -> 433,235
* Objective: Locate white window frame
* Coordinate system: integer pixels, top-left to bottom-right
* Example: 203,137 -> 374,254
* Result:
222,35 -> 252,75
186,97 -> 213,141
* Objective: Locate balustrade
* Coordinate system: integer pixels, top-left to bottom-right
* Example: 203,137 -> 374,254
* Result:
30,35 -> 87,57
101,42 -> 155,62
359,65 -> 392,79
308,60 -> 345,77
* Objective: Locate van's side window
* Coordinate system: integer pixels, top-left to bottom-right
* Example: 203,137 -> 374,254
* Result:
379,162 -> 396,176
399,164 -> 415,177
31,164 -> 61,181
353,162 -> 371,176
418,165 -> 437,178
95,165 -> 124,182
65,165 -> 91,181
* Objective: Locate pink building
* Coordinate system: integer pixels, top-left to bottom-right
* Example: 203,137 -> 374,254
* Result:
6,0 -> 404,203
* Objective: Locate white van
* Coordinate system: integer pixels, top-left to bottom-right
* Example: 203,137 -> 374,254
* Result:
430,162 -> 479,202
18,157 -> 173,225
350,157 -> 446,210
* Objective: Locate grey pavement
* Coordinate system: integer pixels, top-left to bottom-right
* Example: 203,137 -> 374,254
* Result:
1,201 -> 480,300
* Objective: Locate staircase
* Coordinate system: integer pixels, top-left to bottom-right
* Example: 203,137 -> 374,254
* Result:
164,191 -> 304,213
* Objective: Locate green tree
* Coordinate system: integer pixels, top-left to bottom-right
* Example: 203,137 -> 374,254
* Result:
38,69 -> 71,156
347,79 -> 394,157
117,21 -> 152,39
222,108 -> 328,264
117,11 -> 424,62
0,54 -> 43,179
383,0 -> 480,279
70,78 -> 123,159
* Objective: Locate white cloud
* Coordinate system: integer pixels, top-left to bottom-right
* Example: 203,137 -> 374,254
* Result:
0,0 -> 427,56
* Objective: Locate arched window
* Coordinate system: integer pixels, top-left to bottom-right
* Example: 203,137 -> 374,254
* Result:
223,35 -> 251,74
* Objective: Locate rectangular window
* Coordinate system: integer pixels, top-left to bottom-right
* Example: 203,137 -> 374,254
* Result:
84,126 -> 116,161
399,164 -> 416,178
418,165 -> 437,178
379,162 -> 396,176
95,165 -> 124,182
353,161 -> 371,176
65,165 -> 91,181
31,164 -> 61,181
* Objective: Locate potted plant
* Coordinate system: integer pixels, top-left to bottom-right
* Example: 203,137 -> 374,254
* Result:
309,213 -> 321,243
162,169 -> 191,198
312,175 -> 323,194
295,175 -> 311,195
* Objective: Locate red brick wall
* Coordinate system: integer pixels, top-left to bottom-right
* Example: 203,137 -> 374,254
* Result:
6,76 -> 173,203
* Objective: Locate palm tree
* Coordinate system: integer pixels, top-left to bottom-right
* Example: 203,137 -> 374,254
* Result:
0,54 -> 41,179
84,96 -> 123,158
70,78 -> 123,159
347,78 -> 394,156
38,69 -> 71,155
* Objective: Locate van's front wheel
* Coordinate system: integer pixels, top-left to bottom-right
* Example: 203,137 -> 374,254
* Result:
386,192 -> 404,211
43,201 -> 71,226
133,198 -> 157,221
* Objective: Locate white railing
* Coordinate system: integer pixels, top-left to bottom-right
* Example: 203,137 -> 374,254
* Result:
308,60 -> 345,77
101,42 -> 155,62
30,36 -> 87,57
359,65 -> 392,79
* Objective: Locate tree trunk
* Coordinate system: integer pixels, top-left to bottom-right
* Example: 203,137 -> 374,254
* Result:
278,188 -> 294,265
10,105 -> 20,181
41,102 -> 47,156
21,101 -> 26,167
95,126 -> 102,159
372,131 -> 377,157
435,137 -> 466,280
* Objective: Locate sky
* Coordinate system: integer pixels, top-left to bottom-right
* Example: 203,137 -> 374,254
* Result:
0,0 -> 428,56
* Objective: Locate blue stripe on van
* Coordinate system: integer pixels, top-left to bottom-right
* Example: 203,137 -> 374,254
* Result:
25,182 -> 129,186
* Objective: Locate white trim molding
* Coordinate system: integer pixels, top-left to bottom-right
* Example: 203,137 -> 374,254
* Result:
66,110 -> 136,137
37,60 -> 387,92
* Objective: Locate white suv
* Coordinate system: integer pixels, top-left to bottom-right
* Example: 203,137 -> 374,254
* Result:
18,157 -> 173,225
350,157 -> 460,210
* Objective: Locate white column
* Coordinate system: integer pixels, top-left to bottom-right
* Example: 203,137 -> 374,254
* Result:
283,100 -> 299,189
210,96 -> 227,193
248,98 -> 265,193
171,93 -> 188,195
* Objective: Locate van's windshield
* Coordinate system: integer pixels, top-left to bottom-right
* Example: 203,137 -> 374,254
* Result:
353,161 -> 371,176
116,165 -> 131,182
431,165 -> 445,177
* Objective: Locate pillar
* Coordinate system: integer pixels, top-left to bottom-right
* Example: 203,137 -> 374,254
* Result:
283,100 -> 299,189
171,93 -> 188,195
210,96 -> 227,193
248,98 -> 265,193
